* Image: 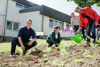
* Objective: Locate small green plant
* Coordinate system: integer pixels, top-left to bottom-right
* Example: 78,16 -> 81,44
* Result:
87,55 -> 94,59
44,47 -> 51,53
74,59 -> 83,63
87,36 -> 94,42
95,44 -> 100,47
52,58 -> 64,67
43,54 -> 48,58
60,49 -> 68,56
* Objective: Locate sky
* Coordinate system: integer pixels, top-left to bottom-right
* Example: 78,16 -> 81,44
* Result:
28,0 -> 100,16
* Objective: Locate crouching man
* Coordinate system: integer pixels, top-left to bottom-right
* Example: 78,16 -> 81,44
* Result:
46,25 -> 61,47
11,19 -> 37,55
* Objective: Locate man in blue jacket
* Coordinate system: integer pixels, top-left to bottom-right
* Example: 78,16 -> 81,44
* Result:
11,19 -> 37,55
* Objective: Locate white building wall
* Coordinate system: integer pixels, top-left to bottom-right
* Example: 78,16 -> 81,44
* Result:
0,0 -> 7,15
0,0 -> 8,36
0,0 -> 72,38
19,11 -> 42,32
0,16 -> 4,36
43,16 -> 73,37
5,0 -> 42,37
5,0 -> 21,37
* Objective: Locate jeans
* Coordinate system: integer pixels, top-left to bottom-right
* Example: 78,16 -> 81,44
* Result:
74,25 -> 79,32
11,37 -> 37,54
87,21 -> 96,42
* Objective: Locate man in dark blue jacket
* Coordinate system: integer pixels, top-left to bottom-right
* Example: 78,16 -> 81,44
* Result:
11,19 -> 37,55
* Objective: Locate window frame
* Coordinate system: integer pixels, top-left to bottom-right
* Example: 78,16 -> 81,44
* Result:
7,21 -> 19,31
54,20 -> 58,27
59,21 -> 63,30
49,19 -> 54,28
66,24 -> 69,29
16,3 -> 29,9
49,18 -> 64,30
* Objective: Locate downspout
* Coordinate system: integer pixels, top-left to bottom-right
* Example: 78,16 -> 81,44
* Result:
3,0 -> 9,41
41,15 -> 44,32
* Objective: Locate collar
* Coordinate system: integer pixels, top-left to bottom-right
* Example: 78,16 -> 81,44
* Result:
25,26 -> 31,30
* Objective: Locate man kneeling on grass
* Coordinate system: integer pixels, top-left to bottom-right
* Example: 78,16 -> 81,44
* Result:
46,25 -> 61,47
11,19 -> 37,55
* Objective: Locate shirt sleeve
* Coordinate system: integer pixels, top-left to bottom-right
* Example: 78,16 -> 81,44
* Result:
32,30 -> 36,38
79,14 -> 83,28
86,7 -> 99,22
78,16 -> 80,24
50,32 -> 57,44
17,28 -> 24,37
71,18 -> 74,26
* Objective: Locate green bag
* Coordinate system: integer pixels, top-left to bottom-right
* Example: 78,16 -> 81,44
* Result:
72,32 -> 83,43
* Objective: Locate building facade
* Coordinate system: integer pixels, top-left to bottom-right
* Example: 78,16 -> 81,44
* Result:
0,0 -> 72,41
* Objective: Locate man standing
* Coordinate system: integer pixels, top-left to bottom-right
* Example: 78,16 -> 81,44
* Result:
71,13 -> 80,32
11,19 -> 37,55
75,7 -> 100,47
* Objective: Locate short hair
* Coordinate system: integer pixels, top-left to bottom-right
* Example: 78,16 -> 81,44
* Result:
54,25 -> 60,30
76,7 -> 80,9
71,12 -> 74,15
75,7 -> 80,12
26,19 -> 32,22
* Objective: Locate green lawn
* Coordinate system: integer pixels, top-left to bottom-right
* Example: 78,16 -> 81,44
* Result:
0,39 -> 47,52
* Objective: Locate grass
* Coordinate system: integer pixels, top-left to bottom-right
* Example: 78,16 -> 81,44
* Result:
0,39 -> 47,52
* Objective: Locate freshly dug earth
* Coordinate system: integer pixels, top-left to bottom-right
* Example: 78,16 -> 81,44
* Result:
0,41 -> 100,67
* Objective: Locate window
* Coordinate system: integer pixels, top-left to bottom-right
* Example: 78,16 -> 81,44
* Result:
16,3 -> 28,9
7,22 -> 12,30
69,25 -> 71,28
7,21 -> 19,31
54,21 -> 58,26
13,23 -> 19,31
49,20 -> 53,28
59,22 -> 63,30
49,19 -> 64,30
66,24 -> 69,29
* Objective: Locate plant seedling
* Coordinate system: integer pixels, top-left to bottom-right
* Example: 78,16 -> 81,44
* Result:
87,55 -> 94,59
95,44 -> 100,47
45,47 -> 51,53
43,54 -> 48,58
74,59 -> 83,63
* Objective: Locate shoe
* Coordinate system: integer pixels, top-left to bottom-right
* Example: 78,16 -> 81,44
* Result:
11,53 -> 14,55
48,45 -> 52,47
93,42 -> 100,44
23,51 -> 27,55
84,42 -> 91,48
11,52 -> 15,55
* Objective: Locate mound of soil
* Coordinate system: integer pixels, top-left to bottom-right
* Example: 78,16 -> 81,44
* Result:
0,41 -> 100,67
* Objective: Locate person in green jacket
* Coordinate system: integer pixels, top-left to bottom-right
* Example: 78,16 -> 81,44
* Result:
47,25 -> 61,47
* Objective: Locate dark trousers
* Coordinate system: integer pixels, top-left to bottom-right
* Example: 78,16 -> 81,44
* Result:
11,37 -> 37,54
47,38 -> 59,47
82,26 -> 86,40
87,21 -> 96,42
74,25 -> 79,32
98,19 -> 100,24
